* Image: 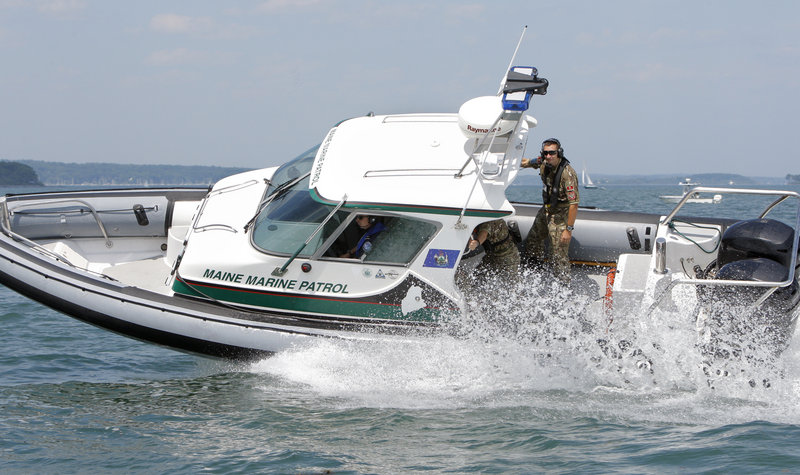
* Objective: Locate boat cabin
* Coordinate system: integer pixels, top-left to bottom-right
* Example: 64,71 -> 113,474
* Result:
171,103 -> 536,322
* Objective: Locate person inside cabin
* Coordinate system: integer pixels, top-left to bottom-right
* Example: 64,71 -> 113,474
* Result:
519,137 -> 579,282
337,214 -> 386,259
466,218 -> 520,283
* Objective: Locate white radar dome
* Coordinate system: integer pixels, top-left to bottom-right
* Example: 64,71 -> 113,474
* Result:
457,96 -> 515,138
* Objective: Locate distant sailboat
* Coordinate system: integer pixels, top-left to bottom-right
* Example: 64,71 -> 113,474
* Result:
582,163 -> 598,189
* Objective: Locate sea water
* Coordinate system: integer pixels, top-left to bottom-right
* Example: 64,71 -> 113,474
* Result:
2,184 -> 800,474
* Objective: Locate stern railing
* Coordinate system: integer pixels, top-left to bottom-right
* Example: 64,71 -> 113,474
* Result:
646,187 -> 800,316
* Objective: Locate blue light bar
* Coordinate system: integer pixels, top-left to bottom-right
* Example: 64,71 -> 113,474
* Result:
502,66 -> 539,111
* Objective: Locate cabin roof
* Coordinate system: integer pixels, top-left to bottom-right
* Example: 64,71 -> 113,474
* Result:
309,113 -> 520,217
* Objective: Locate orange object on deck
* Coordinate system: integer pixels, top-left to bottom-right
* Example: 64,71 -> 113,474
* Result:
604,267 -> 617,327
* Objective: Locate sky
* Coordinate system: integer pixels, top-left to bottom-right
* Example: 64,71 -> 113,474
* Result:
1,0 -> 798,176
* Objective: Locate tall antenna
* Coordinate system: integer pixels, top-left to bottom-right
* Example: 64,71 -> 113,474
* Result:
498,25 -> 528,95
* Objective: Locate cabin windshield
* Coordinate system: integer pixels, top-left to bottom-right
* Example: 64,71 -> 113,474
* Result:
251,175 -> 345,257
251,174 -> 439,264
266,144 -> 319,196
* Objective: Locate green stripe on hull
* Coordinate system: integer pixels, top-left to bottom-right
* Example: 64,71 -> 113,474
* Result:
173,278 -> 440,322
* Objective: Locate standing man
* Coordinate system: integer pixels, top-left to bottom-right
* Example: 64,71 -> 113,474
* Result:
520,138 -> 579,282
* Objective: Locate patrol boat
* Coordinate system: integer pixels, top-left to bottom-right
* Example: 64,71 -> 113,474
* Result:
1,66 -> 799,364
659,178 -> 723,204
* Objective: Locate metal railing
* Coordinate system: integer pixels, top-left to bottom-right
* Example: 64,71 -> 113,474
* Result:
5,198 -> 114,248
646,187 -> 800,316
0,197 -> 95,270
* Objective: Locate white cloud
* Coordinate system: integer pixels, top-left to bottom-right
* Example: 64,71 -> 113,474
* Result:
146,48 -> 205,66
148,13 -> 257,39
626,62 -> 699,83
255,0 -> 325,13
145,48 -> 238,67
576,27 -> 724,48
776,45 -> 800,57
0,0 -> 26,9
120,69 -> 202,88
149,14 -> 214,34
575,29 -> 642,47
444,3 -> 485,18
37,0 -> 87,14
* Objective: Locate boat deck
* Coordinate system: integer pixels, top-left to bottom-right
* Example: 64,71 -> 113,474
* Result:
101,258 -> 174,295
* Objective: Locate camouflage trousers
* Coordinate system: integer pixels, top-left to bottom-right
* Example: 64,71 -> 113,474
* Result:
475,244 -> 520,284
455,244 -> 520,297
522,206 -> 571,281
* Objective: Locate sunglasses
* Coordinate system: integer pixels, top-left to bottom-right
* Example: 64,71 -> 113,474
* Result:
542,150 -> 558,156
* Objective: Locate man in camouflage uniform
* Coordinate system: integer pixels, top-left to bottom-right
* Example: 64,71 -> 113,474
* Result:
520,138 -> 579,282
467,218 -> 520,283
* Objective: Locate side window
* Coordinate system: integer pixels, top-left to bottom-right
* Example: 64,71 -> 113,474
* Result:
320,214 -> 438,265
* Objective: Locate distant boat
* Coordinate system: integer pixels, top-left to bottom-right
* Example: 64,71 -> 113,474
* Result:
659,177 -> 722,204
581,163 -> 598,189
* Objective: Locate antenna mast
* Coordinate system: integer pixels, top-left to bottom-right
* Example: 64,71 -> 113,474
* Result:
498,25 -> 528,95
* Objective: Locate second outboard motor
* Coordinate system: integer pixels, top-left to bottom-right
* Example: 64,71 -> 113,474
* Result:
716,257 -> 789,282
713,218 -> 798,308
713,257 -> 798,310
713,217 -> 798,308
701,218 -> 800,366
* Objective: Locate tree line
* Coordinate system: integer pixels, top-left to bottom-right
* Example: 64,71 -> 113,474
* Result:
0,161 -> 43,185
14,160 -> 251,186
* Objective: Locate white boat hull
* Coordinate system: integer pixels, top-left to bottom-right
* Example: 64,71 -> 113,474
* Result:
659,194 -> 720,204
0,233 -> 432,358
660,180 -> 723,204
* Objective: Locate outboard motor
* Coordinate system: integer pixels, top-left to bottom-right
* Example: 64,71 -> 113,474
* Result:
699,219 -> 800,368
713,218 -> 799,309
717,218 -> 795,269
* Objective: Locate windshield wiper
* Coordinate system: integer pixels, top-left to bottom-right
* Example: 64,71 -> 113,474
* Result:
272,194 -> 348,276
243,172 -> 310,233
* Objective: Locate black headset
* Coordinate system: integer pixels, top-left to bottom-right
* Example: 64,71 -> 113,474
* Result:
541,137 -> 564,158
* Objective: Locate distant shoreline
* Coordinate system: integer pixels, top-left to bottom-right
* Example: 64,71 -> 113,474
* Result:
15,159 -> 251,187
512,172 -> 791,186
2,159 -> 797,187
